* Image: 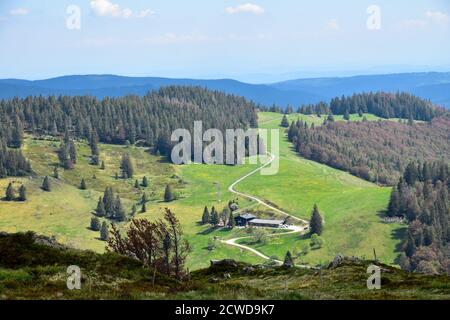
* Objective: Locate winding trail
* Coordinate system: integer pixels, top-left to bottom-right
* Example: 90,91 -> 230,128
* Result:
222,151 -> 309,265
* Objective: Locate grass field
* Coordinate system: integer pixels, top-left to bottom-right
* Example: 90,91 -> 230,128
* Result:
0,112 -> 405,270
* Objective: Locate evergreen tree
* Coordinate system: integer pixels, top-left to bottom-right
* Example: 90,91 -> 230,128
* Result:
41,176 -> 51,192
283,251 -> 294,268
100,161 -> 105,170
68,141 -> 77,164
134,179 -> 139,189
309,204 -> 323,235
164,184 -> 175,202
18,185 -> 27,201
53,166 -> 59,179
201,206 -> 210,225
227,211 -> 235,228
100,222 -> 109,241
344,110 -> 350,121
120,153 -> 134,178
96,197 -> 106,217
114,196 -> 126,222
141,202 -> 147,213
80,178 -> 87,190
141,192 -> 148,204
131,204 -> 137,217
5,182 -> 14,201
210,207 -> 219,225
281,115 -> 289,128
90,217 -> 101,231
142,176 -> 149,187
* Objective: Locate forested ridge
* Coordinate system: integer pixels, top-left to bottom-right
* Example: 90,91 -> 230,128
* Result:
0,86 -> 259,177
288,116 -> 450,185
388,162 -> 450,275
297,92 -> 446,121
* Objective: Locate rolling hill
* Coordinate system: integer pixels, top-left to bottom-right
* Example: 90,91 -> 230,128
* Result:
1,72 -> 450,108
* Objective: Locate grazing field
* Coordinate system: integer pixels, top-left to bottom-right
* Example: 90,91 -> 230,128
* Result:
0,112 -> 405,270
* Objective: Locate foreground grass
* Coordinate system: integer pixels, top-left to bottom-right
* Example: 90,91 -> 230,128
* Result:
1,232 -> 448,300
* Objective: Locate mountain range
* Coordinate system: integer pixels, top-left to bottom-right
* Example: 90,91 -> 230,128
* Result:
1,72 -> 449,108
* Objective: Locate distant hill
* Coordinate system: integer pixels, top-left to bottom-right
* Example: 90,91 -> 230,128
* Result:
1,72 -> 450,108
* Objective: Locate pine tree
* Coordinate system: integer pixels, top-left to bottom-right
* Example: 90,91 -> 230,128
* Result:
141,192 -> 148,204
227,211 -> 235,229
18,185 -> 27,201
53,166 -> 59,179
41,176 -> 51,192
141,202 -> 147,213
164,184 -> 175,202
210,207 -> 219,226
281,115 -> 289,128
120,153 -> 134,178
309,204 -> 323,235
5,182 -> 14,201
100,161 -> 105,170
131,204 -> 137,216
283,251 -> 294,268
142,176 -> 148,187
344,110 -> 350,121
68,141 -> 77,164
80,178 -> 87,190
100,222 -> 109,241
201,206 -> 210,225
90,217 -> 101,231
96,197 -> 106,217
134,180 -> 139,189
114,196 -> 126,221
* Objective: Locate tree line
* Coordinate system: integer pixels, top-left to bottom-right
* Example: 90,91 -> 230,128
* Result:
387,162 -> 449,275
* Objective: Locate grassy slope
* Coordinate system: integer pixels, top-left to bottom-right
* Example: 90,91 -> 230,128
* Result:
236,112 -> 404,265
0,112 -> 404,271
1,233 -> 449,300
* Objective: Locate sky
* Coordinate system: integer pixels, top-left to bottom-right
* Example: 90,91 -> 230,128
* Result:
0,0 -> 449,82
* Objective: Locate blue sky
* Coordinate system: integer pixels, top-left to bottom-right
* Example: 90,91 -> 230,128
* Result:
0,0 -> 449,82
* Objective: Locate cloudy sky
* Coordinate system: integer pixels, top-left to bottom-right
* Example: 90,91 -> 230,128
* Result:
0,0 -> 449,82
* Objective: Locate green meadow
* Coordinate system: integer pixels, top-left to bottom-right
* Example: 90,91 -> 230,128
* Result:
0,112 -> 405,270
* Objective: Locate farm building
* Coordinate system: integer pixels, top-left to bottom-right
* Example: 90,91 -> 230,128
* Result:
234,213 -> 256,226
248,219 -> 284,228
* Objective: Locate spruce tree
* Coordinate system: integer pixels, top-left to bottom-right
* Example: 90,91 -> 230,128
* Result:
283,251 -> 294,268
90,217 -> 101,231
100,222 -> 109,241
18,185 -> 27,201
281,115 -> 289,128
141,192 -> 148,204
142,176 -> 148,187
210,207 -> 219,225
309,204 -> 323,235
201,206 -> 210,225
120,153 -> 134,178
53,166 -> 59,179
114,196 -> 126,221
41,176 -> 51,192
100,161 -> 105,170
227,211 -> 235,229
164,184 -> 175,202
141,202 -> 147,213
5,182 -> 14,201
134,180 -> 139,189
80,178 -> 87,190
96,197 -> 106,217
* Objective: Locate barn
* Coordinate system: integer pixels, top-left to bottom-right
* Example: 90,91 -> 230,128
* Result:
234,213 -> 256,227
248,219 -> 284,228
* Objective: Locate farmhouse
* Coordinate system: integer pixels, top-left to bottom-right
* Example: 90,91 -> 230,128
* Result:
234,214 -> 256,226
249,219 -> 284,228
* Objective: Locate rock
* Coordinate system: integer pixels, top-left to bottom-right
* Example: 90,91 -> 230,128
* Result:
241,266 -> 256,274
210,259 -> 238,268
329,254 -> 345,269
208,277 -> 220,283
33,234 -> 67,250
223,273 -> 232,279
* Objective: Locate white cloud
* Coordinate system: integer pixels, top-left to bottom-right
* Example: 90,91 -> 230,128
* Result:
9,8 -> 29,16
326,19 -> 341,31
426,11 -> 449,26
226,3 -> 265,15
90,0 -> 154,19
